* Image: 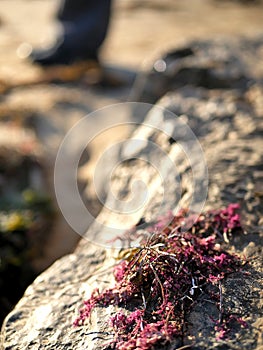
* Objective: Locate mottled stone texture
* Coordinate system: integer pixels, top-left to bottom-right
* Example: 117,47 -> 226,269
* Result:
1,36 -> 263,349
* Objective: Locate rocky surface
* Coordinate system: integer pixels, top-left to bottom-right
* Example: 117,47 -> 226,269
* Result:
1,35 -> 263,349
134,35 -> 263,103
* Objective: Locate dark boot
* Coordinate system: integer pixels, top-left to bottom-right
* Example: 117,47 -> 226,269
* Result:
30,0 -> 111,66
30,41 -> 98,66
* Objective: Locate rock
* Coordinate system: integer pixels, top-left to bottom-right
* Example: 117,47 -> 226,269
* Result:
1,37 -> 263,349
133,35 -> 263,103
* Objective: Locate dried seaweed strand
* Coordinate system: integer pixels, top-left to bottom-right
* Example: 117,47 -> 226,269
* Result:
74,204 -> 248,349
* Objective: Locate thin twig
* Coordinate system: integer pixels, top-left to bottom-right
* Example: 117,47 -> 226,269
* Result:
141,288 -> 147,309
176,344 -> 195,350
149,262 -> 166,302
219,280 -> 223,324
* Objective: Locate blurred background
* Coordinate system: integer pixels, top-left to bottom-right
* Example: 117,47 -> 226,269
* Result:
0,0 -> 263,71
0,0 -> 262,326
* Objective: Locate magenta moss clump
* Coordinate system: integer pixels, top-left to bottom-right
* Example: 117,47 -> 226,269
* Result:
74,204 -> 245,349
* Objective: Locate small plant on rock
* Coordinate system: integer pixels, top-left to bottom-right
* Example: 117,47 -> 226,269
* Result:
75,204 -> 247,349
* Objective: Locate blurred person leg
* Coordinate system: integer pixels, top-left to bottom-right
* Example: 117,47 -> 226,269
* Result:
30,0 -> 112,66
